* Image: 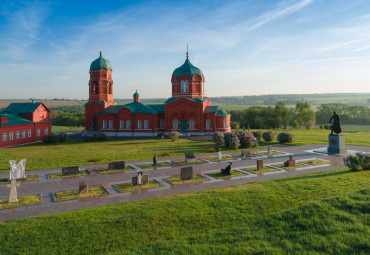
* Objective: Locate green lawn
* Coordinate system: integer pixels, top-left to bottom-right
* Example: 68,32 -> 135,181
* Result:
52,126 -> 84,133
206,170 -> 247,179
270,162 -> 310,169
0,168 -> 368,254
172,158 -> 206,165
96,166 -> 134,173
114,180 -> 163,192
53,187 -> 108,202
48,170 -> 89,179
204,156 -> 235,162
299,159 -> 331,166
242,165 -> 283,173
137,161 -> 172,169
0,195 -> 41,210
255,151 -> 286,156
0,139 -> 219,172
0,174 -> 39,184
165,175 -> 208,185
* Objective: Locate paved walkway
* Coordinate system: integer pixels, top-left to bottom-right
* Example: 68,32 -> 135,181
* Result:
0,144 -> 369,222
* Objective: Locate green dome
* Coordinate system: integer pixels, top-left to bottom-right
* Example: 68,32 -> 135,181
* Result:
133,91 -> 139,97
90,52 -> 112,71
172,57 -> 203,78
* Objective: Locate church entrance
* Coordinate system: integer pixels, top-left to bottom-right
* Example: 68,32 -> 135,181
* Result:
93,119 -> 98,131
180,119 -> 187,133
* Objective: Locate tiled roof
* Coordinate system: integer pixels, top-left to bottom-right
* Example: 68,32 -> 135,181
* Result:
98,102 -> 165,115
164,97 -> 208,104
4,102 -> 42,114
204,106 -> 219,113
216,109 -> 230,116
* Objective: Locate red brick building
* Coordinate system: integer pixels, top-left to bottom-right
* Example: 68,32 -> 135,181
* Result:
0,102 -> 52,148
85,51 -> 231,136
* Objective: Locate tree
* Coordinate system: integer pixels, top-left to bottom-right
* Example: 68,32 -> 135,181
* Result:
274,101 -> 291,129
295,101 -> 316,129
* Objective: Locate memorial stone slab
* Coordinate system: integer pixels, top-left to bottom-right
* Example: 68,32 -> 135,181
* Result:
142,175 -> 149,185
327,134 -> 347,154
108,161 -> 125,170
79,181 -> 89,194
257,159 -> 264,171
62,166 -> 80,175
131,176 -> 138,186
217,151 -> 222,159
181,167 -> 193,180
267,146 -> 272,155
185,152 -> 196,163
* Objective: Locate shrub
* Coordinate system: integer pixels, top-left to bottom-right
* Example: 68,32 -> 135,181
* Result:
84,133 -> 109,142
277,131 -> 293,143
262,131 -> 275,142
239,131 -> 258,148
213,132 -> 224,146
230,132 -> 240,150
42,133 -> 68,143
343,153 -> 370,171
224,133 -> 232,147
231,122 -> 240,130
169,131 -> 179,141
252,131 -> 262,141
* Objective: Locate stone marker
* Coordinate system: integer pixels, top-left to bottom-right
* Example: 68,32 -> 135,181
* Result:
240,150 -> 245,157
267,145 -> 272,155
181,167 -> 193,180
257,159 -> 264,171
221,162 -> 232,175
327,134 -> 347,154
245,151 -> 253,158
108,161 -> 125,170
153,154 -> 157,166
7,179 -> 20,203
8,159 -> 26,203
284,156 -> 295,167
217,151 -> 222,159
62,166 -> 80,175
132,171 -> 149,186
185,152 -> 196,163
79,181 -> 89,194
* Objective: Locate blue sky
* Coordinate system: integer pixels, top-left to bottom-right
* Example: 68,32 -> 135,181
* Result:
1,0 -> 370,99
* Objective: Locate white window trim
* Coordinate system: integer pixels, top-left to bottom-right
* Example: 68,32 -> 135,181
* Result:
22,130 -> 26,139
2,133 -> 7,142
9,132 -> 14,141
27,130 -> 31,138
16,131 -> 20,140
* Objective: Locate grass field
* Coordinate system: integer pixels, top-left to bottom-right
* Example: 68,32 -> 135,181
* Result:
52,126 -> 84,132
0,129 -> 369,172
0,168 -> 368,254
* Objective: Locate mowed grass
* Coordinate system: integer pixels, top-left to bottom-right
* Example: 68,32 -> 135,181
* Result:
165,175 -> 208,185
0,168 -> 368,254
114,180 -> 163,192
53,187 -> 108,202
52,126 -> 84,132
0,195 -> 41,210
0,139 -> 219,172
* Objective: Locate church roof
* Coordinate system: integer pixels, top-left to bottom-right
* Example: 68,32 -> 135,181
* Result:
172,57 -> 203,78
216,109 -> 230,116
204,106 -> 219,113
90,52 -> 112,71
98,102 -> 165,115
0,113 -> 33,126
4,102 -> 45,114
164,97 -> 208,104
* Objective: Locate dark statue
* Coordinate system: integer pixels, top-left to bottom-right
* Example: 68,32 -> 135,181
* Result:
153,154 -> 157,166
221,162 -> 232,175
329,111 -> 342,135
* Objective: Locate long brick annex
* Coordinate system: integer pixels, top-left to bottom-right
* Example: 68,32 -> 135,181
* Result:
0,144 -> 369,222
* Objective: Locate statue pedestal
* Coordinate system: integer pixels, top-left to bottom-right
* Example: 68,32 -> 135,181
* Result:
328,134 -> 347,154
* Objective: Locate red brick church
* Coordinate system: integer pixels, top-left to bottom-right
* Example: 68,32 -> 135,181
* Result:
85,51 -> 231,136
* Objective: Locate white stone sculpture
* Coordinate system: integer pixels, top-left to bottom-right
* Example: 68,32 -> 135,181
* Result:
8,159 -> 26,203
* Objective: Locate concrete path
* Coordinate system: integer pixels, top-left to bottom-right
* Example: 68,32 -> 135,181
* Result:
0,144 -> 369,222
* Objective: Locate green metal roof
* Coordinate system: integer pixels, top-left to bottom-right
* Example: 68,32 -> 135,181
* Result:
204,106 -> 219,113
164,97 -> 208,104
98,102 -> 164,115
172,57 -> 203,78
4,102 -> 43,114
216,109 -> 230,116
0,113 -> 33,126
133,91 -> 139,97
90,52 -> 112,71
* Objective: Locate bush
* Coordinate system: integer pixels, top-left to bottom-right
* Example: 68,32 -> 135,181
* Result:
252,131 -> 262,141
230,132 -> 240,150
213,132 -> 224,146
262,131 -> 275,142
84,133 -> 109,142
343,153 -> 370,171
231,122 -> 240,130
277,132 -> 293,143
42,133 -> 68,143
238,131 -> 258,148
169,131 -> 179,141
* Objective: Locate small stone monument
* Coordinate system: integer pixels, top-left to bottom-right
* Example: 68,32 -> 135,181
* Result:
79,181 -> 89,194
245,150 -> 253,158
257,159 -> 264,171
267,145 -> 272,155
153,154 -> 157,167
284,155 -> 295,167
240,150 -> 245,157
108,161 -> 125,170
185,152 -> 196,163
181,167 -> 193,180
131,171 -> 149,186
8,159 -> 26,203
328,111 -> 347,154
62,166 -> 80,175
216,148 -> 222,159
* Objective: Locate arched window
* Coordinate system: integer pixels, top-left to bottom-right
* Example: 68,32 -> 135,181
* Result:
103,120 -> 107,129
109,120 -> 113,129
138,120 -> 142,129
119,120 -> 124,130
126,120 -> 131,129
223,119 -> 227,128
189,119 -> 195,129
181,80 -> 188,93
160,119 -> 165,129
144,120 -> 149,129
173,119 -> 178,130
206,119 -> 211,129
